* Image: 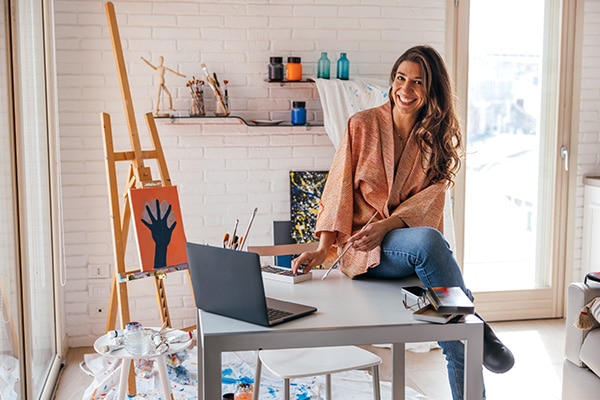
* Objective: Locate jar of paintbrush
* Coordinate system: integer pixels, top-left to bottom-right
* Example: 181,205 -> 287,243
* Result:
187,78 -> 205,116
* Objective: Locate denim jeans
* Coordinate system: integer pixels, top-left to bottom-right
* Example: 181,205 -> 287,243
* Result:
362,226 -> 485,400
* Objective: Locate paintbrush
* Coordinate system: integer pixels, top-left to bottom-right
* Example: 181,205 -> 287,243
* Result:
223,233 -> 229,248
238,207 -> 258,250
223,79 -> 229,108
200,63 -> 228,112
321,211 -> 378,280
228,219 -> 239,248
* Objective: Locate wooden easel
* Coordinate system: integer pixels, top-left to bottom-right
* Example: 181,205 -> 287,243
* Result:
102,2 -> 190,397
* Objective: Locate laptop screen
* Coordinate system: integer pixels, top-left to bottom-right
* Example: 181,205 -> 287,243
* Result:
186,242 -> 271,326
186,242 -> 317,327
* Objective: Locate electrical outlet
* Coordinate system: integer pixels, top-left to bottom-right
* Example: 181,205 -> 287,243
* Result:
88,300 -> 108,319
88,264 -> 110,279
88,283 -> 109,298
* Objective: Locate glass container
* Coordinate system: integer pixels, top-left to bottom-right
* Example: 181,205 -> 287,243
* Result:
234,383 -> 253,400
291,101 -> 307,125
286,57 -> 302,81
336,52 -> 350,80
268,56 -> 284,81
317,52 -> 330,79
124,321 -> 150,356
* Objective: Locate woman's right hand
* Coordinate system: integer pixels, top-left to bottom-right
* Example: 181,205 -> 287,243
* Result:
291,249 -> 327,275
292,231 -> 336,275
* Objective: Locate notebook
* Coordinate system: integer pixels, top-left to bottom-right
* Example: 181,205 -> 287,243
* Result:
425,286 -> 475,315
186,242 -> 317,327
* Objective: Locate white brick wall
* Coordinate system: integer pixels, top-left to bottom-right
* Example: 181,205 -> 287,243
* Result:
55,0 -> 447,346
54,0 -> 600,346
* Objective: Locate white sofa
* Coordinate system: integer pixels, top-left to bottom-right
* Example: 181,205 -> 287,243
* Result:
562,282 -> 600,399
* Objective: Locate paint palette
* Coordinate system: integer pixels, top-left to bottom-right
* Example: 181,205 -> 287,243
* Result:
251,119 -> 284,125
260,265 -> 312,284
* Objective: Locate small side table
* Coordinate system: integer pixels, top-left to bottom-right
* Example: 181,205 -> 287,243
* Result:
93,327 -> 192,400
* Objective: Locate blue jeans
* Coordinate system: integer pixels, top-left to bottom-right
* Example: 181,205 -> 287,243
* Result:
362,226 -> 485,400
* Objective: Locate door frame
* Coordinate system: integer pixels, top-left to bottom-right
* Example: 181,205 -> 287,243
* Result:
445,0 -> 581,320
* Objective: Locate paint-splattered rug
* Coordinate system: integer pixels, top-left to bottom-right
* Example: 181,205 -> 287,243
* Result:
81,347 -> 428,399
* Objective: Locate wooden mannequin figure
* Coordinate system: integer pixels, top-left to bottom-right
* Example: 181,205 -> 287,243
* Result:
141,56 -> 186,116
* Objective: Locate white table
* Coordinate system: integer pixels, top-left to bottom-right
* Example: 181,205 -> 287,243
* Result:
93,327 -> 192,400
196,270 -> 484,400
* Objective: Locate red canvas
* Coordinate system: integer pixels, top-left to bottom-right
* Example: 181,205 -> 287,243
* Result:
129,186 -> 188,271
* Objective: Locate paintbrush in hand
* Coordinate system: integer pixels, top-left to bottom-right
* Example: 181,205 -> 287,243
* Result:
321,211 -> 378,280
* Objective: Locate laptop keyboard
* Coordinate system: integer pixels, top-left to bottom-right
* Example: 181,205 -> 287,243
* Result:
267,307 -> 293,321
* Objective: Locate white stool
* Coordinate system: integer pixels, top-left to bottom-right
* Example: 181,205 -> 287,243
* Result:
254,345 -> 382,400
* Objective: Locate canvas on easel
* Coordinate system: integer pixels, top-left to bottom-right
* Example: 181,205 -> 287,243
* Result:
129,186 -> 187,272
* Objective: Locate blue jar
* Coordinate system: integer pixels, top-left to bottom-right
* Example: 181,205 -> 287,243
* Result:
291,101 -> 306,125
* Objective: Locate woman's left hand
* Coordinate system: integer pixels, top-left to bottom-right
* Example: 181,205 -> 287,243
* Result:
349,221 -> 388,252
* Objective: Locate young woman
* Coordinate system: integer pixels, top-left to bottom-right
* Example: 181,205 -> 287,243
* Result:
292,45 -> 514,400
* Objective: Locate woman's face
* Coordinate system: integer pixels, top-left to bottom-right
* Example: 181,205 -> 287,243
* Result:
391,60 -> 426,117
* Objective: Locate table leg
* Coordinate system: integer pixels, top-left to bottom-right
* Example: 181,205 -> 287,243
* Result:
464,323 -> 484,400
118,358 -> 131,400
200,346 -> 222,400
390,343 -> 405,400
157,354 -> 174,400
197,342 -> 205,399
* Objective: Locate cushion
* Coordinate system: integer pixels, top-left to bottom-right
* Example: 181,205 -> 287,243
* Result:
576,297 -> 600,330
580,328 -> 600,377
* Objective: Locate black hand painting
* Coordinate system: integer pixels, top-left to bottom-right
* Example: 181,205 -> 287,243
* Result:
141,198 -> 177,269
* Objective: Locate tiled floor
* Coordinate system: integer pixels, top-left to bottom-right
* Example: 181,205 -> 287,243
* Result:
53,318 -> 565,399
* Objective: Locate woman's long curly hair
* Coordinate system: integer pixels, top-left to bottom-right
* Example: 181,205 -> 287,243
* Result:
389,45 -> 463,186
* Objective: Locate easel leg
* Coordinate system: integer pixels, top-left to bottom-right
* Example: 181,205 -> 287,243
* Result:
106,276 -> 118,332
144,112 -> 172,187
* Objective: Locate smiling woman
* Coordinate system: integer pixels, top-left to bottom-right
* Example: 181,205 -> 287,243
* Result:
291,46 -> 513,400
391,61 -> 426,132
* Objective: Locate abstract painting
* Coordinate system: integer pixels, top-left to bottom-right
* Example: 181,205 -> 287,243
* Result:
290,170 -> 329,244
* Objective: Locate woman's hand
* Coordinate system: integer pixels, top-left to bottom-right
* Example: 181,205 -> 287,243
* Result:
291,249 -> 327,275
292,231 -> 337,275
349,221 -> 387,252
350,217 -> 405,252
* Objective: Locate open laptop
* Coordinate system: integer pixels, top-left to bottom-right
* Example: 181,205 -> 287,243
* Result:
186,242 -> 317,327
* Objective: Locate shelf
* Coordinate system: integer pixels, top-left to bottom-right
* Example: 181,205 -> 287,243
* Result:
266,78 -> 315,86
155,114 -> 323,127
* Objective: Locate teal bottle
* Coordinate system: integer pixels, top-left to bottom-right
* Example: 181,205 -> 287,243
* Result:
317,52 -> 330,79
336,52 -> 349,80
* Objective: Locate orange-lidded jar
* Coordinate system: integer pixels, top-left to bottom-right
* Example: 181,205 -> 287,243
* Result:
286,57 -> 302,81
